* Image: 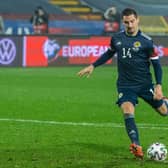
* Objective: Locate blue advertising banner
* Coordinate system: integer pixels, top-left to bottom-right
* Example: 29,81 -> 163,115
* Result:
4,20 -> 104,35
4,20 -> 33,35
0,36 -> 23,67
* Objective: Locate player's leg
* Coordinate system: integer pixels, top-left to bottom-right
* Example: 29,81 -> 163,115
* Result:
139,84 -> 168,116
157,97 -> 168,116
121,102 -> 143,158
121,102 -> 140,145
117,89 -> 143,158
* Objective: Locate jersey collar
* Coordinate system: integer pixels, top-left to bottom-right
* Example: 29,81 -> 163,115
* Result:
125,30 -> 141,37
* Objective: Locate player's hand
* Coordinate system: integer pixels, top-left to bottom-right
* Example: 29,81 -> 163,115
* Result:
154,84 -> 163,100
77,65 -> 94,78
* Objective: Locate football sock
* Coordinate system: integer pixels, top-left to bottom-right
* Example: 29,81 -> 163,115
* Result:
124,113 -> 140,145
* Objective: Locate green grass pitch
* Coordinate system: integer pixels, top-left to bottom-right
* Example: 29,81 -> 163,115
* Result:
0,66 -> 168,168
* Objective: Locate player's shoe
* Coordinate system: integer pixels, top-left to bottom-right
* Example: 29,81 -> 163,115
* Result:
129,143 -> 144,159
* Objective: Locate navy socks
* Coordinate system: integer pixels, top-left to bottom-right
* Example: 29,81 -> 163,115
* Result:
124,113 -> 140,145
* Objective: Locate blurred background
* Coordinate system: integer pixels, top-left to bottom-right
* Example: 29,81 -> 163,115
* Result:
0,0 -> 168,67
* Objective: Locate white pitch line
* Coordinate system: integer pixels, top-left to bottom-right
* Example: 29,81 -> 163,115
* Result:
0,118 -> 168,130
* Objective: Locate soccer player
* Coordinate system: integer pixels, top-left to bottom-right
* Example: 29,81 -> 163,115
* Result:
77,8 -> 168,159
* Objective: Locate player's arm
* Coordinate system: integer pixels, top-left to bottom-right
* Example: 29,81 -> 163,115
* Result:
92,47 -> 115,67
150,47 -> 163,100
151,59 -> 162,85
77,38 -> 116,77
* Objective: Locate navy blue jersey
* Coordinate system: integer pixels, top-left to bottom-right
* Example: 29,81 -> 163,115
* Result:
93,30 -> 161,89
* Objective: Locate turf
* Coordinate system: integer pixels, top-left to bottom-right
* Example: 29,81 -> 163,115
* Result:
0,66 -> 168,168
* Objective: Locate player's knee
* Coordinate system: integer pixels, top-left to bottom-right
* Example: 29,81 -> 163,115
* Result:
121,102 -> 134,114
157,101 -> 168,116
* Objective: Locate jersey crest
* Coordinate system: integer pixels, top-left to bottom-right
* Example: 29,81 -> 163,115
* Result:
133,41 -> 141,48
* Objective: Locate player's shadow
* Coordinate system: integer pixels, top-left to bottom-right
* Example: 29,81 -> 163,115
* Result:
76,142 -> 112,153
75,142 -> 127,156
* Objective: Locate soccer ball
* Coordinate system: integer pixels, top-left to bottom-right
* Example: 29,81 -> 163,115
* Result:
147,142 -> 167,161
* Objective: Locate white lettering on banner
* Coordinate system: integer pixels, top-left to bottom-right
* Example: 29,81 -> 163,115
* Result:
62,45 -> 108,57
5,27 -> 31,35
76,46 -> 81,56
62,46 -> 68,56
17,27 -> 31,35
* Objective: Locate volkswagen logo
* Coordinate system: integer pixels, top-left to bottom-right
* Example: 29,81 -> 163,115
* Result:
0,38 -> 16,65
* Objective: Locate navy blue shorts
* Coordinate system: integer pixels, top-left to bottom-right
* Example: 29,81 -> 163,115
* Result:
117,84 -> 163,109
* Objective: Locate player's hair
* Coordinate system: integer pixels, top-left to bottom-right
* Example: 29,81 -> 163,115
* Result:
121,8 -> 138,18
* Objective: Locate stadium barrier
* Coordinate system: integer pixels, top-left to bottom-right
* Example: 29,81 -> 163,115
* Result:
0,35 -> 168,67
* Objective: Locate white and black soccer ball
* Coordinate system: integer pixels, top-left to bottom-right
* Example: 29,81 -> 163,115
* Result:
147,142 -> 167,161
